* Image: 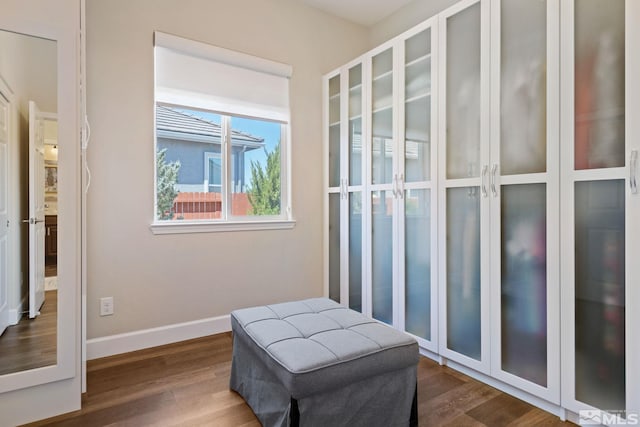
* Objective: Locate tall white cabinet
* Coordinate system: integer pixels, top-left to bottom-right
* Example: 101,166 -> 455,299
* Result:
325,17 -> 440,353
325,0 -> 639,422
560,0 -> 640,420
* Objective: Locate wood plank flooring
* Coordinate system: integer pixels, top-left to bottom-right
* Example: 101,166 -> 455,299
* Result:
0,290 -> 57,375
23,333 -> 575,427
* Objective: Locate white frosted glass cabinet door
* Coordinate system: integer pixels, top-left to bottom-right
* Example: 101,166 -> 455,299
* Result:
572,1 -> 626,410
400,22 -> 438,350
491,0 -> 559,402
561,0 -> 640,418
439,0 -> 489,371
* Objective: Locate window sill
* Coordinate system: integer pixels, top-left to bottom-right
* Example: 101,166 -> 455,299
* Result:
150,219 -> 296,235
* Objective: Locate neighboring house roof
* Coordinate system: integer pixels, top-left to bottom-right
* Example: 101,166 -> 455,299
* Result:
156,105 -> 265,150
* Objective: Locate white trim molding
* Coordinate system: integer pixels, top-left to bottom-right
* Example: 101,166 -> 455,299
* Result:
86,314 -> 231,360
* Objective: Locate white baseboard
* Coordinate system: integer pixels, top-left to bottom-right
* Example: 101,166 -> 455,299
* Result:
8,297 -> 26,325
86,314 -> 231,360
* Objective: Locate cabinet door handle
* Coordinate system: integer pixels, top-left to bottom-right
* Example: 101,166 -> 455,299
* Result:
47,227 -> 50,237
631,150 -> 638,195
491,164 -> 498,197
481,165 -> 488,198
398,173 -> 404,199
393,174 -> 399,198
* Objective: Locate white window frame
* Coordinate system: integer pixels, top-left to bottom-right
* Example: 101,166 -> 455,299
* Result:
151,33 -> 295,234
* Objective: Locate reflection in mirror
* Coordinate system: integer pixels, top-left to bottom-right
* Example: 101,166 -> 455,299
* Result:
0,29 -> 57,375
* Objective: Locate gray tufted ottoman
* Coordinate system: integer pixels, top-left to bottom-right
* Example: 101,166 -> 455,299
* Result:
229,298 -> 419,427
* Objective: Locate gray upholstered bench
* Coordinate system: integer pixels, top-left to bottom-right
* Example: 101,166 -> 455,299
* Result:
230,298 -> 419,427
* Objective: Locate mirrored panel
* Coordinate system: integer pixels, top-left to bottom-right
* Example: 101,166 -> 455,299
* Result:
0,29 -> 58,375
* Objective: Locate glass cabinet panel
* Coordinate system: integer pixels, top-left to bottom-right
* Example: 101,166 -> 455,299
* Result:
372,49 -> 394,185
405,29 -> 432,183
349,65 -> 363,186
501,184 -> 547,386
446,3 -> 481,180
372,190 -> 393,324
349,192 -> 362,312
328,75 -> 341,187
500,0 -> 547,175
405,189 -> 431,339
446,187 -> 481,360
328,193 -> 341,302
574,0 -> 625,170
575,179 -> 625,411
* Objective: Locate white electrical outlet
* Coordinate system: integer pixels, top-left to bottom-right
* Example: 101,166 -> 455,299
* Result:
100,297 -> 114,316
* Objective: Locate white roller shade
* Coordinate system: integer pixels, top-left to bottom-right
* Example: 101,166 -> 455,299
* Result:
154,31 -> 292,122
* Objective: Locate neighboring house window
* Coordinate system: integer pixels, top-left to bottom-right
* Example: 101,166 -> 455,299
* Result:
152,32 -> 294,233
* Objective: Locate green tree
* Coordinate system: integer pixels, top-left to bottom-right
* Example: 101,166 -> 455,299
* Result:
247,144 -> 281,215
156,148 -> 181,220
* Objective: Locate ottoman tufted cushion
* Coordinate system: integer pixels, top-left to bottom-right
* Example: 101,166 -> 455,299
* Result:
230,297 -> 418,399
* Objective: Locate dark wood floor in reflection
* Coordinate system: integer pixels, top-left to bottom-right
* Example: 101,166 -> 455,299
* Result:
25,332 -> 575,427
0,290 -> 57,375
45,263 -> 57,278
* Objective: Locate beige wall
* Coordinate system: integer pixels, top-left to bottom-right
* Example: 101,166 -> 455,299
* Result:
85,0 -> 369,339
369,0 -> 460,47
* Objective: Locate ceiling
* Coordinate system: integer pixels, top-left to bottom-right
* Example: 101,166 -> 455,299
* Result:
298,0 -> 415,27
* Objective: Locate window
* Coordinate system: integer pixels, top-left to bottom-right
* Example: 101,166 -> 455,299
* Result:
152,32 -> 294,233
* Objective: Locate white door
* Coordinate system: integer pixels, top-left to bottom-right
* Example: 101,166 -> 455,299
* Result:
28,101 -> 46,319
0,89 -> 10,333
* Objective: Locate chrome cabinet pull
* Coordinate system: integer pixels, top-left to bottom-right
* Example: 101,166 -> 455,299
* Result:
481,165 -> 488,198
631,150 -> 638,195
398,173 -> 404,199
393,174 -> 399,198
491,164 -> 498,197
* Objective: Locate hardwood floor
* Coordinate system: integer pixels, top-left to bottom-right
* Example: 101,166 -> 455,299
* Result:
23,333 -> 574,427
0,290 -> 57,375
45,263 -> 57,278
